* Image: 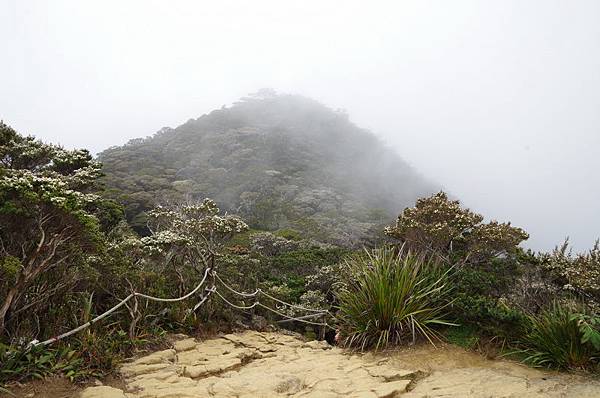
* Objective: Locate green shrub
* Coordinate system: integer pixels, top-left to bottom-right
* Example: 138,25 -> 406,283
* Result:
541,239 -> 600,307
451,294 -> 526,340
0,343 -> 86,387
274,228 -> 303,241
384,192 -> 528,263
444,325 -> 480,350
272,247 -> 348,274
519,303 -> 600,370
448,259 -> 528,340
335,247 -> 455,350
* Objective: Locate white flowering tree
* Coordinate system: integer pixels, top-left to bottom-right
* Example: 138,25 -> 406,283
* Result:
142,199 -> 248,294
0,122 -> 105,336
541,239 -> 600,305
384,192 -> 529,263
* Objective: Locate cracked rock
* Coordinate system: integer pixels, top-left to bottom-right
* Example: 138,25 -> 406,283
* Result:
79,331 -> 600,398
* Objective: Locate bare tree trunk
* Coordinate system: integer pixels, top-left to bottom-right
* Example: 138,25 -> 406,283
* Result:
125,279 -> 141,340
174,266 -> 186,296
128,295 -> 140,340
0,286 -> 19,336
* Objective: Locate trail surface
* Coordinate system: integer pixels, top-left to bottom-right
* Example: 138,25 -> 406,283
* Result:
79,331 -> 600,398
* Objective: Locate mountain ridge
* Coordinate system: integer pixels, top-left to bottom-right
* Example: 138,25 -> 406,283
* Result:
98,91 -> 437,246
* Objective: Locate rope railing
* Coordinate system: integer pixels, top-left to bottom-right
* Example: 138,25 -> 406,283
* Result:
260,289 -> 330,315
31,267 -> 212,347
214,272 -> 330,314
212,273 -> 332,328
212,288 -> 333,328
213,289 -> 260,310
256,302 -> 330,328
214,273 -> 260,297
276,313 -> 328,323
191,286 -> 216,313
28,268 -> 334,348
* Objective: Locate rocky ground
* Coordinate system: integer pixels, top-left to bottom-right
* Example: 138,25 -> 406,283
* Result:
78,331 -> 600,398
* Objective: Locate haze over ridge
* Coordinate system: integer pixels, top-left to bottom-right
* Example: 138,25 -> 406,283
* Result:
97,92 -> 438,247
1,0 -> 599,251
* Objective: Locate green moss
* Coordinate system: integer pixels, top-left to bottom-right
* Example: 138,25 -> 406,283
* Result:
444,325 -> 480,350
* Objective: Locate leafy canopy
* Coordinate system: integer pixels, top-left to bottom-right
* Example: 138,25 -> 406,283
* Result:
0,122 -> 118,336
140,199 -> 248,293
384,191 -> 528,262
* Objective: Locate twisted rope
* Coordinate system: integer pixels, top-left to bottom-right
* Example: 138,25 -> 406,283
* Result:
260,289 -> 330,315
214,272 -> 330,314
192,286 -> 216,312
32,267 -> 212,347
28,268 -> 335,348
213,289 -> 260,310
214,273 -> 260,297
212,287 -> 333,329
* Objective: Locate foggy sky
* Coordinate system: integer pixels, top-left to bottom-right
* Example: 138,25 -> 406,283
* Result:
2,1 -> 599,252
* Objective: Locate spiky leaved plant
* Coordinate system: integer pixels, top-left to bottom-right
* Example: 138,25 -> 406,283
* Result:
520,302 -> 600,370
335,246 -> 455,350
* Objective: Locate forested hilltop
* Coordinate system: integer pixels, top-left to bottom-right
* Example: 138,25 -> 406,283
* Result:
99,90 -> 436,246
2,107 -> 600,393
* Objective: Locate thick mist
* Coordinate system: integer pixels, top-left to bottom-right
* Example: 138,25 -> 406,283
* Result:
1,1 -> 599,251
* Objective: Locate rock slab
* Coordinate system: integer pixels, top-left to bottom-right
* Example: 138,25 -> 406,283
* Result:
79,331 -> 600,398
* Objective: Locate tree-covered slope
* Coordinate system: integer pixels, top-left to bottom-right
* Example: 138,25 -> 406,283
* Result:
98,91 -> 437,246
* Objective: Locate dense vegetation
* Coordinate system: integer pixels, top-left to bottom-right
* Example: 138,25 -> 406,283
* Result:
98,90 -> 436,247
1,96 -> 600,391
